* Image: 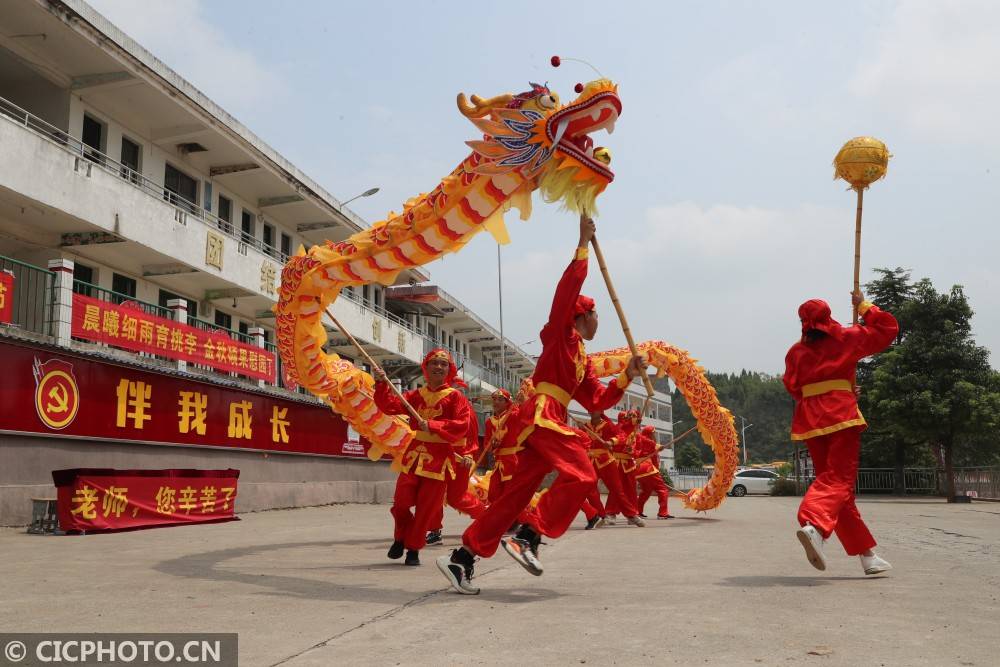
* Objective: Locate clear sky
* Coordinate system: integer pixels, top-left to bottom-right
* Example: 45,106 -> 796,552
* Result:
89,0 -> 1000,374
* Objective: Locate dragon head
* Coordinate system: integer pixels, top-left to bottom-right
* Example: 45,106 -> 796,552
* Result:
459,79 -> 621,215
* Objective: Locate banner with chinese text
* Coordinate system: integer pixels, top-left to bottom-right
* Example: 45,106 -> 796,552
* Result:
70,293 -> 275,382
54,468 -> 239,533
2,339 -> 385,458
0,271 -> 13,324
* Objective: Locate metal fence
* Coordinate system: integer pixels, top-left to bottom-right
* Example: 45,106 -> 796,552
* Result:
951,467 -> 1000,500
668,467 -> 1000,499
0,256 -> 54,338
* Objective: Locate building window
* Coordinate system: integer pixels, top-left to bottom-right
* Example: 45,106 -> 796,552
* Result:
262,222 -> 278,258
157,289 -> 197,319
280,232 -> 291,258
111,273 -> 136,303
164,163 -> 198,213
241,210 -> 255,244
119,136 -> 141,184
238,321 -> 250,340
214,310 -> 232,331
82,113 -> 104,164
73,262 -> 95,296
218,195 -> 233,234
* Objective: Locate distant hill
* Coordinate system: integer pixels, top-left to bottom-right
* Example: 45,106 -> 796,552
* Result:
657,371 -> 795,465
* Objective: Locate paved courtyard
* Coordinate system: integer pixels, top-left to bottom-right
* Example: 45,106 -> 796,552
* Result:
2,495 -> 997,666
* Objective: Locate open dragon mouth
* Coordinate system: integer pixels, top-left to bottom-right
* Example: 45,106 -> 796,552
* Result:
545,85 -> 621,181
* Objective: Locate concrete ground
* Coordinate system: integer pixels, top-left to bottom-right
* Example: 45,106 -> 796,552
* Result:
1,495 -> 997,666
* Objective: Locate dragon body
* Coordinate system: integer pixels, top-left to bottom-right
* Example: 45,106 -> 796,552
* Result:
275,79 -> 739,509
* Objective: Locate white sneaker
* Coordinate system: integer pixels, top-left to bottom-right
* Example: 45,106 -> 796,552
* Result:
796,524 -> 827,571
861,553 -> 892,575
605,514 -> 617,526
627,515 -> 646,527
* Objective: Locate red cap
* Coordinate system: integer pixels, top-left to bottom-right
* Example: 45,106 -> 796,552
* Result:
798,299 -> 844,340
574,294 -> 595,317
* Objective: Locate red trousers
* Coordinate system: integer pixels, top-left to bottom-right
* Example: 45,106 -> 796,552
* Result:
604,464 -> 639,517
463,427 -> 596,557
637,473 -> 669,517
391,471 -> 448,551
487,468 -> 510,505
429,462 -> 485,532
580,497 -> 600,521
584,477 -> 606,516
797,427 -> 876,556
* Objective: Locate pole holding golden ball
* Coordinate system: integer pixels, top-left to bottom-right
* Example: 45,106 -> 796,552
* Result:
833,137 -> 891,323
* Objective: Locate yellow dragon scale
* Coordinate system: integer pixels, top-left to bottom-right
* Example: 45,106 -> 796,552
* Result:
589,341 -> 740,511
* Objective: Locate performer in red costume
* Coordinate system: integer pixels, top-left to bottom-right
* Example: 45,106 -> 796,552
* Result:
374,348 -> 472,566
581,411 -> 642,528
635,425 -> 672,519
426,414 -> 485,546
482,389 -> 518,505
438,215 -> 646,594
605,410 -> 643,525
784,291 -> 898,575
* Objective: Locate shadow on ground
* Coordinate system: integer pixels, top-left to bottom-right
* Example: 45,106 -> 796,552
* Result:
718,575 -> 877,588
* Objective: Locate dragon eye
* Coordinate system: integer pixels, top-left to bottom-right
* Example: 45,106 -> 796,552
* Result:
538,95 -> 557,110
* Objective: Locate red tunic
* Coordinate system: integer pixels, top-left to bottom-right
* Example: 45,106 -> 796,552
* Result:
783,302 -> 898,441
516,247 -> 629,444
374,383 -> 472,480
583,416 -> 619,469
633,432 -> 660,479
461,414 -> 480,458
614,421 -> 638,473
484,409 -> 521,481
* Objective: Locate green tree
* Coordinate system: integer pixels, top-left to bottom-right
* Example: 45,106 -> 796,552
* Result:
858,267 -> 916,491
675,441 -> 704,470
661,372 -> 794,466
863,279 -> 1000,500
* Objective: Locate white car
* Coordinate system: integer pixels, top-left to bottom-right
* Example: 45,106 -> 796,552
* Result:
728,469 -> 779,496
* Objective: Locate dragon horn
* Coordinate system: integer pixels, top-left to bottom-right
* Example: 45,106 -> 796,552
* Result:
457,92 -> 515,118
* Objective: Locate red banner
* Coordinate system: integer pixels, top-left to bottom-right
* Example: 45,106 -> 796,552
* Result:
2,339 -> 387,458
0,271 -> 13,324
70,293 -> 275,382
54,468 -> 239,533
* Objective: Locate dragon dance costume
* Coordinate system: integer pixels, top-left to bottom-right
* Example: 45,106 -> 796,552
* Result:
461,245 -> 630,557
375,349 -> 472,558
783,298 -> 897,556
635,425 -> 670,518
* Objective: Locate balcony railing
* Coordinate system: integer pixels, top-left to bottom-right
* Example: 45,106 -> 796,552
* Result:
0,94 -> 291,264
0,256 -> 54,338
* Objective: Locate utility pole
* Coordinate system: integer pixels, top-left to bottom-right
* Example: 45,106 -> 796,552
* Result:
738,415 -> 754,465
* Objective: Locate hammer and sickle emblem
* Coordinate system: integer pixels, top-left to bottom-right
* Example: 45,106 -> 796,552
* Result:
47,383 -> 70,414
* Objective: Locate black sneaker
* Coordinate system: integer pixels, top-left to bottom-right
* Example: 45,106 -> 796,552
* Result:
387,540 -> 405,560
638,513 -> 648,519
436,548 -> 480,595
585,515 -> 601,530
404,549 -> 420,566
426,530 -> 443,545
502,526 -> 543,576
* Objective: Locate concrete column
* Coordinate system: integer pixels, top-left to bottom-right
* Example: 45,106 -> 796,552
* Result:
249,326 -> 265,388
46,258 -> 74,347
166,299 -> 187,372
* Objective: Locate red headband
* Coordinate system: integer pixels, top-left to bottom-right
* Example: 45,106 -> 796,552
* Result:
421,348 -> 468,389
574,294 -> 595,317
